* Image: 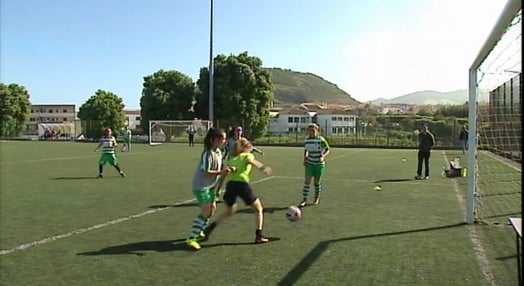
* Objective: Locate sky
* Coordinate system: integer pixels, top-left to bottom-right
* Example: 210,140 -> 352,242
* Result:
0,0 -> 510,109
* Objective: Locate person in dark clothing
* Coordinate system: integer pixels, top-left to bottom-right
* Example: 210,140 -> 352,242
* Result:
187,126 -> 196,147
415,123 -> 435,180
458,124 -> 468,154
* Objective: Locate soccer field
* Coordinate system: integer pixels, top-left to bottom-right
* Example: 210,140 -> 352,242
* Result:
0,141 -> 519,285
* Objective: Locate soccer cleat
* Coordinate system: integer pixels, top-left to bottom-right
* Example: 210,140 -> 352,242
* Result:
424,176 -> 430,180
313,197 -> 320,205
255,235 -> 269,244
197,231 -> 207,241
298,200 -> 308,208
119,171 -> 126,178
97,174 -> 103,178
414,175 -> 422,180
186,238 -> 201,250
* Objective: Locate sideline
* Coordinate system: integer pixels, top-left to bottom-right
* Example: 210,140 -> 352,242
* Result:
0,176 -> 275,255
442,151 -> 497,286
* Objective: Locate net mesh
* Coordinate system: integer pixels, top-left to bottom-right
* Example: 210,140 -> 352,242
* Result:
149,120 -> 212,144
473,9 -> 522,224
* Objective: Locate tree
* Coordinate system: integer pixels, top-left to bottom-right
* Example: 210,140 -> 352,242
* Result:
77,89 -> 126,139
0,83 -> 31,137
195,51 -> 274,139
139,70 -> 196,141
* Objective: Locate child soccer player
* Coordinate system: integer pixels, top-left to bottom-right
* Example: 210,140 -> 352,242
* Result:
186,128 -> 232,250
122,125 -> 132,152
215,125 -> 264,201
299,123 -> 330,207
204,137 -> 273,244
94,128 -> 126,178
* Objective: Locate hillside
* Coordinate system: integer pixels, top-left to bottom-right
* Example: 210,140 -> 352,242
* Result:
370,90 -> 468,105
267,68 -> 360,105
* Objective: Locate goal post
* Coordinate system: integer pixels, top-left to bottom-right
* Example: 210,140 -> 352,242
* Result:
467,0 -> 521,224
148,120 -> 213,145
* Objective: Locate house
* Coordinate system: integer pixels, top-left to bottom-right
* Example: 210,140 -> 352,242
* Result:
268,105 -> 358,135
29,104 -> 81,139
124,109 -> 141,131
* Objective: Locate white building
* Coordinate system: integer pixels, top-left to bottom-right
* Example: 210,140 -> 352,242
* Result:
268,105 -> 358,135
124,109 -> 141,131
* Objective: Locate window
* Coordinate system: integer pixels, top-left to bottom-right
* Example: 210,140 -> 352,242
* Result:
343,117 -> 349,121
300,117 -> 307,123
293,117 -> 299,123
63,118 -> 67,122
135,116 -> 141,120
63,109 -> 67,113
288,117 -> 293,123
49,109 -> 53,113
338,117 -> 343,121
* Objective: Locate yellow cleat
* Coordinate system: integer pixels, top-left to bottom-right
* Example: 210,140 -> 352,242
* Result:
186,238 -> 201,250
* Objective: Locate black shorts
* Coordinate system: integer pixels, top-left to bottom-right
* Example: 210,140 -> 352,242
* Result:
223,181 -> 258,207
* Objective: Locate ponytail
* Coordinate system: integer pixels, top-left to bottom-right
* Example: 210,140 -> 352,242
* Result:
203,127 -> 225,151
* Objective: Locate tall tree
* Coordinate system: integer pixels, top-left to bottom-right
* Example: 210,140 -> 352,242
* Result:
195,52 -> 274,139
77,89 -> 126,138
139,70 -> 196,141
0,83 -> 32,137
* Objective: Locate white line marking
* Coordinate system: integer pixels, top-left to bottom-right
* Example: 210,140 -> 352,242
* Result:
0,150 -> 171,165
0,177 -> 275,255
480,150 -> 521,172
329,149 -> 365,161
442,152 -> 497,286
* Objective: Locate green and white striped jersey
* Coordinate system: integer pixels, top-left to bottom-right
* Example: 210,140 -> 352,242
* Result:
304,136 -> 330,165
99,136 -> 117,154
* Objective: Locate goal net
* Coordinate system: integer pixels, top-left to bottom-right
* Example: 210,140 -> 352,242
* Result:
148,120 -> 213,145
467,1 -> 521,224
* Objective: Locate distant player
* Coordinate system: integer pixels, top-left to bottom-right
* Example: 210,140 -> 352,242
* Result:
122,125 -> 132,152
186,128 -> 231,250
299,123 -> 330,207
95,128 -> 126,178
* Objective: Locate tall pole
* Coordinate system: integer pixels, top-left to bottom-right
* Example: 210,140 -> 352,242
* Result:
208,0 -> 215,125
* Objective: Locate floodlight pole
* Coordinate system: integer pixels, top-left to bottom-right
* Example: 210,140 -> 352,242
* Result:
208,0 -> 215,125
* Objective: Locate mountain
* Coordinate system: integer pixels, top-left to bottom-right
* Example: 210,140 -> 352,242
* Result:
267,68 -> 360,105
369,90 -> 468,105
267,67 -> 468,106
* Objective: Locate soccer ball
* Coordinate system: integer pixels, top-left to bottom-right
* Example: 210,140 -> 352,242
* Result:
286,205 -> 302,222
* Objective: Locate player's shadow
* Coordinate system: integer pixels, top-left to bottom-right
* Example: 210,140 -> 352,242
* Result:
77,239 -> 189,256
50,176 -> 99,180
149,202 -> 199,209
236,206 -> 289,214
202,237 -> 281,249
373,179 -> 413,183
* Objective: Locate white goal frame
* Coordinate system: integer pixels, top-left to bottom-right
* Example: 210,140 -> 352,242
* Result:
148,120 -> 213,145
467,0 -> 521,224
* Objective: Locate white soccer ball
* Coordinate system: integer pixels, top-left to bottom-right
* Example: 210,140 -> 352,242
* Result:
286,205 -> 302,222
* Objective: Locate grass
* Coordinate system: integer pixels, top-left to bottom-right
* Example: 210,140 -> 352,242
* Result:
0,141 -> 520,285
